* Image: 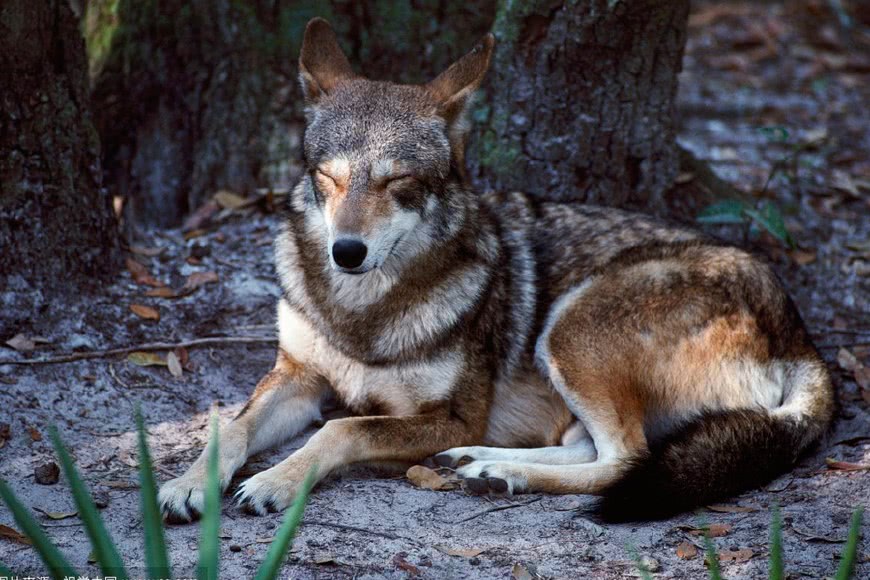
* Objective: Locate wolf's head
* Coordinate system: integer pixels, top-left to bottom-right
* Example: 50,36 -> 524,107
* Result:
295,18 -> 493,275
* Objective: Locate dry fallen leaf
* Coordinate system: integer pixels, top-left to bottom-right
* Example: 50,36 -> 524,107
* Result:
511,563 -> 533,580
718,548 -> 754,563
167,351 -> 183,378
707,504 -> 756,513
825,458 -> 870,471
182,271 -> 219,293
27,425 -> 43,441
130,304 -> 160,321
0,524 -> 31,545
144,287 -> 177,298
313,552 -> 336,565
34,507 -> 78,520
183,200 -> 220,231
130,246 -> 165,257
126,257 -> 164,287
406,465 -> 459,491
101,479 -> 139,489
392,552 -> 420,576
435,546 -> 486,558
689,523 -> 732,537
214,190 -> 247,210
676,171 -> 695,184
175,346 -> 190,369
832,170 -> 860,198
790,250 -> 817,265
183,228 -> 208,241
127,352 -> 167,367
5,333 -> 35,352
838,348 -> 860,372
676,541 -> 699,560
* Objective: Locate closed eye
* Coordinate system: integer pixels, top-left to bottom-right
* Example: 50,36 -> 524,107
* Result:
316,169 -> 337,185
385,174 -> 415,187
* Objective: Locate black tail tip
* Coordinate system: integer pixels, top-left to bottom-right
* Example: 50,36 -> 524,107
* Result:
595,462 -> 694,523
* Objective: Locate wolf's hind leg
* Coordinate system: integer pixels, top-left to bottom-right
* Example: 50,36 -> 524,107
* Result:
434,422 -> 597,468
456,282 -> 649,495
158,349 -> 328,523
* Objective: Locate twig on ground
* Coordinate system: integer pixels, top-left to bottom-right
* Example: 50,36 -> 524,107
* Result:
813,328 -> 870,336
301,519 -> 413,542
816,341 -> 870,350
446,497 -> 541,524
0,336 -> 277,366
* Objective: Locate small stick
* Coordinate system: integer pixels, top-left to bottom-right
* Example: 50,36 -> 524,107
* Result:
0,336 -> 277,366
301,519 -> 410,542
817,341 -> 870,350
447,497 -> 541,523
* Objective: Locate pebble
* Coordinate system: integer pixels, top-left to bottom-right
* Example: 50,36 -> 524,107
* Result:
34,461 -> 60,485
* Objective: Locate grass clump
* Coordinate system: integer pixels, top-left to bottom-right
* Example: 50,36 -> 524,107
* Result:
0,408 -> 314,579
633,505 -> 863,579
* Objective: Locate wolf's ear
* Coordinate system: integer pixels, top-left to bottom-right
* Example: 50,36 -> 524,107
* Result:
299,18 -> 356,104
426,34 -> 495,126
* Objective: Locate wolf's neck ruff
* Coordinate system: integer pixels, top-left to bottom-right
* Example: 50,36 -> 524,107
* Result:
276,177 -> 533,370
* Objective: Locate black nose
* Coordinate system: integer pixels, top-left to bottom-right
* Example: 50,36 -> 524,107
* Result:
332,239 -> 368,269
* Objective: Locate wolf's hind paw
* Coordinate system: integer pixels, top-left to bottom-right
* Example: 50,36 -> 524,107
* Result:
456,461 -> 525,495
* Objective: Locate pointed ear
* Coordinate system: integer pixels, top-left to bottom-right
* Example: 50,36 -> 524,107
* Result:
299,18 -> 356,104
426,34 -> 495,124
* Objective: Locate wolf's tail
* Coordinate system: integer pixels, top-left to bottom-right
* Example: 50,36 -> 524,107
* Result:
598,359 -> 834,522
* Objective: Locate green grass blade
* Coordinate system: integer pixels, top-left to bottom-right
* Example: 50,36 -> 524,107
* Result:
254,467 -> 317,580
769,505 -> 784,580
0,479 -> 78,579
701,526 -> 723,580
835,506 -> 864,580
197,415 -> 221,580
136,407 -> 171,578
49,426 -> 128,578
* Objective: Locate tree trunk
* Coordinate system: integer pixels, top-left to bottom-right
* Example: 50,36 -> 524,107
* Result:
88,0 -> 496,226
88,0 -> 688,224
0,0 -> 119,294
467,0 -> 690,211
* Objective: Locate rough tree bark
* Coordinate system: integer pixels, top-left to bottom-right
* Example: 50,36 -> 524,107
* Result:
89,0 -> 689,224
467,0 -> 690,211
89,0 -> 496,226
0,0 -> 119,293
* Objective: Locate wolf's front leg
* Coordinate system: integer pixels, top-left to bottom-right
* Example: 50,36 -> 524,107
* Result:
234,408 -> 482,515
158,349 -> 328,523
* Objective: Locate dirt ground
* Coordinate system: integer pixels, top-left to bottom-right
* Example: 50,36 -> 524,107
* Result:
1,2 -> 869,578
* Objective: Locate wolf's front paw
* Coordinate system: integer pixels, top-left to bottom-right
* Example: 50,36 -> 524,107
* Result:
158,477 -> 206,524
234,466 -> 305,516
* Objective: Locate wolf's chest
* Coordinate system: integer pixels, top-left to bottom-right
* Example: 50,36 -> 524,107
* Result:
276,299 -> 464,415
